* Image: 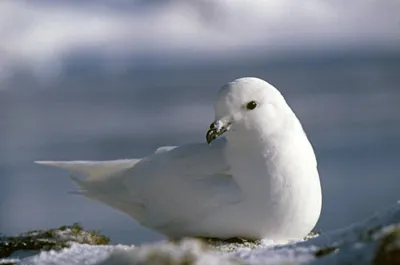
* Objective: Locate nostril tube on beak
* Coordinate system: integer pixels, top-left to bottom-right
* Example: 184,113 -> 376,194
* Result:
206,119 -> 231,144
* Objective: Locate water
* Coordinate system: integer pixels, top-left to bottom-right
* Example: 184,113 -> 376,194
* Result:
1,54 -> 399,244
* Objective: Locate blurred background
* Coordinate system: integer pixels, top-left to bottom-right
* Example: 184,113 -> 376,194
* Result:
1,0 -> 399,244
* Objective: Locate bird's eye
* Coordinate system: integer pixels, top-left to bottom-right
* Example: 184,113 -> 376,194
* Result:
246,101 -> 257,110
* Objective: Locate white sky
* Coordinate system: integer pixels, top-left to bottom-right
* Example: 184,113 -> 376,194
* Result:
0,0 -> 399,73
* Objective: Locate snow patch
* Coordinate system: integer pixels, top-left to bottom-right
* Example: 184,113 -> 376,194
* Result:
1,202 -> 399,265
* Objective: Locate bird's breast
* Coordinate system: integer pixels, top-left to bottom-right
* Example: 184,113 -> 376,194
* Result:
224,134 -> 322,239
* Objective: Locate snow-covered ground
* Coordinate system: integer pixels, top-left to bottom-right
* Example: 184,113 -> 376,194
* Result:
2,201 -> 399,265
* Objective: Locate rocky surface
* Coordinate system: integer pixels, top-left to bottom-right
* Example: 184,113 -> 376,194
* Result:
0,223 -> 109,261
0,203 -> 399,265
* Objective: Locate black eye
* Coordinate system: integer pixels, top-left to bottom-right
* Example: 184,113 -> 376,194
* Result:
246,101 -> 257,110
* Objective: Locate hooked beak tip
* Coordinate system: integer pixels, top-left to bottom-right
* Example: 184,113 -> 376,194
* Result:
206,120 -> 231,144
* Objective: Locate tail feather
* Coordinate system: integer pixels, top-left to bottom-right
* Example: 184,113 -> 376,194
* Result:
71,173 -> 146,222
36,161 -> 146,222
35,159 -> 140,180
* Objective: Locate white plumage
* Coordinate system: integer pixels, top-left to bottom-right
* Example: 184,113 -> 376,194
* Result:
36,77 -> 322,240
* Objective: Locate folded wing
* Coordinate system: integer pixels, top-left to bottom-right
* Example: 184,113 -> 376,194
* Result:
36,138 -> 241,237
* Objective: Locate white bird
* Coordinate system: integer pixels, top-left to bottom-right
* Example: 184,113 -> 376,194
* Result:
36,77 -> 322,241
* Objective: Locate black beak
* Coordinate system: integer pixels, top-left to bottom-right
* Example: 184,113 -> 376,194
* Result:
206,121 -> 230,144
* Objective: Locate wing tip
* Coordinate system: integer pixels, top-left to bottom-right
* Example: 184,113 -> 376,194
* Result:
35,161 -> 50,165
35,161 -> 71,168
35,161 -> 57,165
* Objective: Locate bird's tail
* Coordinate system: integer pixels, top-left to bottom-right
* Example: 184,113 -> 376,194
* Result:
35,159 -> 145,221
35,159 -> 140,180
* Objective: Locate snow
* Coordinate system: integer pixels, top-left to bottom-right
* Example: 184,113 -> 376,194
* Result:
1,202 -> 399,265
